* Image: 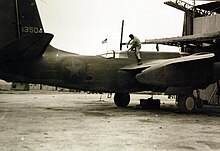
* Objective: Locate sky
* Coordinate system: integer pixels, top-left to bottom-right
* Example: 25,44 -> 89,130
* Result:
35,0 -> 207,55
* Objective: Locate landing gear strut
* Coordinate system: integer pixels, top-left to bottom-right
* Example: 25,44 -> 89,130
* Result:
195,90 -> 203,108
114,93 -> 130,107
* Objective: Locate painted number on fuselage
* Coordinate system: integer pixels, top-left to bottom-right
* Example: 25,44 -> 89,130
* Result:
21,26 -> 43,33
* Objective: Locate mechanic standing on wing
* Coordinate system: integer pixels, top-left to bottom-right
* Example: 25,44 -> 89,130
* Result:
127,34 -> 142,65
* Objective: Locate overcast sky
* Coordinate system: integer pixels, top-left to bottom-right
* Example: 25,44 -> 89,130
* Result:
36,0 -> 207,55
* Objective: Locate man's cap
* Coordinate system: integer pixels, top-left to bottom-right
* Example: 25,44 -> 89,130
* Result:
129,34 -> 134,38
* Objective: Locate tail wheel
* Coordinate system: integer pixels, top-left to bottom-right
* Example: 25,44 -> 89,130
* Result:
114,93 -> 130,107
177,95 -> 196,113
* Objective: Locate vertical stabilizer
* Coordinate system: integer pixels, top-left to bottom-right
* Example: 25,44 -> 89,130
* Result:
18,0 -> 44,36
0,0 -> 44,48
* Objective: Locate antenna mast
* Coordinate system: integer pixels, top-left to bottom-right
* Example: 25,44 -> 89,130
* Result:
120,20 -> 124,50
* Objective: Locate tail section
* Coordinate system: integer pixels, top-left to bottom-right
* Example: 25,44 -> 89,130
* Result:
0,0 -> 44,48
19,0 -> 44,36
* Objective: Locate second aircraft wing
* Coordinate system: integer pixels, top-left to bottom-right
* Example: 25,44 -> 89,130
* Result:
143,31 -> 220,47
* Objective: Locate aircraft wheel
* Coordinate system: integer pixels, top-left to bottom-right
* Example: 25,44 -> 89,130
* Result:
177,95 -> 195,113
114,93 -> 130,107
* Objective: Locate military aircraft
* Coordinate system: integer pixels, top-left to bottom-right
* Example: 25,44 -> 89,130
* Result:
1,0 -> 220,113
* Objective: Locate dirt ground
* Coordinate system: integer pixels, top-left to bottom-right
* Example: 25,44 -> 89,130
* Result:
0,91 -> 220,151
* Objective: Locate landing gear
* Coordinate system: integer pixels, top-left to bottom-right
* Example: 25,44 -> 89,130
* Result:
176,88 -> 208,113
195,90 -> 203,108
114,93 -> 130,107
176,95 -> 196,113
195,98 -> 204,108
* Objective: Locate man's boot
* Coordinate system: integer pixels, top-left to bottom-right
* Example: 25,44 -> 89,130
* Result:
138,59 -> 142,65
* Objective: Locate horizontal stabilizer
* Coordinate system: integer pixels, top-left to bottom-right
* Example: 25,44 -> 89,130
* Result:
0,33 -> 53,61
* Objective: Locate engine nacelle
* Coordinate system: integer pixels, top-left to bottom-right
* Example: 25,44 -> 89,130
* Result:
136,61 -> 213,88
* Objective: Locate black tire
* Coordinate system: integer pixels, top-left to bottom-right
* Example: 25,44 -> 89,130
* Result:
177,95 -> 196,113
114,93 -> 130,107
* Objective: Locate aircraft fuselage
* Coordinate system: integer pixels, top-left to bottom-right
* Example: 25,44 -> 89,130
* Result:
0,45 -> 206,93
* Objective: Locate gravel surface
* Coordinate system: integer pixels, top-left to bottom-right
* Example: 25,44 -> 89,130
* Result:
0,91 -> 220,151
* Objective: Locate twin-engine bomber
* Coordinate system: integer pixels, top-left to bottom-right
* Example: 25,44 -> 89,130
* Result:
1,0 -> 220,112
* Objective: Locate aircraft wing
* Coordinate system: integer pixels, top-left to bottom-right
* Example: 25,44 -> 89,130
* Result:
121,52 -> 215,87
120,60 -> 159,71
121,52 -> 214,71
143,31 -> 220,47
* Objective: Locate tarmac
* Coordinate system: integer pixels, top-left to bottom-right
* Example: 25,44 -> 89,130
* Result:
0,90 -> 220,151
